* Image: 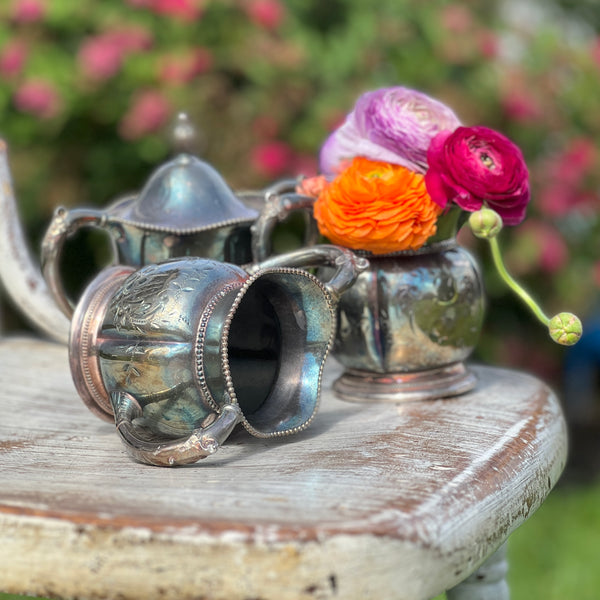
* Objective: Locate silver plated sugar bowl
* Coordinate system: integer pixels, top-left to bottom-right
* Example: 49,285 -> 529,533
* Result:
68,245 -> 367,466
41,116 -> 259,319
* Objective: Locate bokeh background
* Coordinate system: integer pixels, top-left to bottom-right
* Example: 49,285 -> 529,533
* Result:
0,1 -> 599,598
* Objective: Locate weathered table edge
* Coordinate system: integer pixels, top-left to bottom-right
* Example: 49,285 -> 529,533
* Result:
0,338 -> 569,600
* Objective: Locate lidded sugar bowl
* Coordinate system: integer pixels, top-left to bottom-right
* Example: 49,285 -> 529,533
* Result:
41,114 -> 260,318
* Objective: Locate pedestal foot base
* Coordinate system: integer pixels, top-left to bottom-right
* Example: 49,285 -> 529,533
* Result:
333,362 -> 477,403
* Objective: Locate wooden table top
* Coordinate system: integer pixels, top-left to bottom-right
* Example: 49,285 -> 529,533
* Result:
0,337 -> 567,600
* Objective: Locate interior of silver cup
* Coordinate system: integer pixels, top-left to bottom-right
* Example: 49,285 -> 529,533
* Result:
226,270 -> 333,436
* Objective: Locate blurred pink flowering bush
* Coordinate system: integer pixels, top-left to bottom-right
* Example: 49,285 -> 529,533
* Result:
0,0 -> 598,382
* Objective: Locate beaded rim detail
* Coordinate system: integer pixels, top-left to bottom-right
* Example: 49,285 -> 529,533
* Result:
218,266 -> 336,438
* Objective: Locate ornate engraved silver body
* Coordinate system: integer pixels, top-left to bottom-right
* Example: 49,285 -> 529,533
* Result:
69,245 -> 367,466
330,241 -> 484,402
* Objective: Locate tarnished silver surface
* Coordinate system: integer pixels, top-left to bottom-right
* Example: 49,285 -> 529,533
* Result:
69,264 -> 137,421
253,188 -> 485,402
41,152 -> 259,318
333,363 -> 478,404
334,242 -> 484,369
0,118 -> 265,340
68,245 -> 364,465
248,244 -> 369,302
328,242 -> 484,401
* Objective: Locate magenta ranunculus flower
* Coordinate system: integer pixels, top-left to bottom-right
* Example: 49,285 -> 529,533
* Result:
425,126 -> 530,225
319,86 -> 461,175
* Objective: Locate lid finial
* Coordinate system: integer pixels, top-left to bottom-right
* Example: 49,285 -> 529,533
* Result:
170,112 -> 203,155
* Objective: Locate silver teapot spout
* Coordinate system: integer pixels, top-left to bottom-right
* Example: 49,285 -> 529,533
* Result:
0,140 -> 70,343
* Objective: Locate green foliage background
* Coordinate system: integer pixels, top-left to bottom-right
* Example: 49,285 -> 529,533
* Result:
2,0 -> 599,392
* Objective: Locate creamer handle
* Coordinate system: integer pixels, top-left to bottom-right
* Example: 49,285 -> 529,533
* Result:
110,391 -> 242,467
252,244 -> 369,302
251,192 -> 319,263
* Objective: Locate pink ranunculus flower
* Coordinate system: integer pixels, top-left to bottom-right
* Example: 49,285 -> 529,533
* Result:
14,79 -> 60,119
319,86 -> 461,176
425,126 -> 530,226
295,174 -> 329,198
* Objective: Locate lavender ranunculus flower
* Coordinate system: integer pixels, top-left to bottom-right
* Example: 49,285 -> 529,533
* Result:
319,86 -> 461,175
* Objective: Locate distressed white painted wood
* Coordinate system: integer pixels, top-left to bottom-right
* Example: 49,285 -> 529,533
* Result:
0,337 -> 567,600
0,142 -> 70,343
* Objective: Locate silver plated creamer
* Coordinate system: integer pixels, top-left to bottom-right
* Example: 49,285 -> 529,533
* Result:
252,184 -> 485,403
69,245 -> 367,466
330,241 -> 484,402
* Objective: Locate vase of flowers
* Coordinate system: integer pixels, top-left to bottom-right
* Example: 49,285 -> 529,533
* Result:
252,86 -> 581,402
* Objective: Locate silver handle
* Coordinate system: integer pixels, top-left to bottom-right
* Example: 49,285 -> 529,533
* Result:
110,391 -> 242,467
41,206 -> 108,318
251,191 -> 320,263
252,244 -> 369,302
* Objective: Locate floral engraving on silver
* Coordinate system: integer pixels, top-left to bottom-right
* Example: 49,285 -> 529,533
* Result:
68,245 -> 366,466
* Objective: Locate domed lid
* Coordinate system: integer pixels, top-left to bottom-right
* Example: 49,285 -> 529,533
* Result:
109,153 -> 258,233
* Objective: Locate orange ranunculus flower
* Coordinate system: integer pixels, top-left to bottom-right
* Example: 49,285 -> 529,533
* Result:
313,156 -> 442,254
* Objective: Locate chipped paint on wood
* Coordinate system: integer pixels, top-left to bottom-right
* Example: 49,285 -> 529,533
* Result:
0,338 -> 567,600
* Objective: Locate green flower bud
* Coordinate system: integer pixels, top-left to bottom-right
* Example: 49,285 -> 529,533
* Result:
548,312 -> 582,346
468,207 -> 503,239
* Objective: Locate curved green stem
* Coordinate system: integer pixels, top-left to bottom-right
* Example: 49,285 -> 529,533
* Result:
488,236 -> 551,326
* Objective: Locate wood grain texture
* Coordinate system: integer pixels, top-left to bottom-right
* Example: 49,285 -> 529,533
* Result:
0,337 -> 567,600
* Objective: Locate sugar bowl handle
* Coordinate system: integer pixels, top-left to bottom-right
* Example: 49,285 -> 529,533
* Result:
111,392 -> 243,467
41,206 -> 108,318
